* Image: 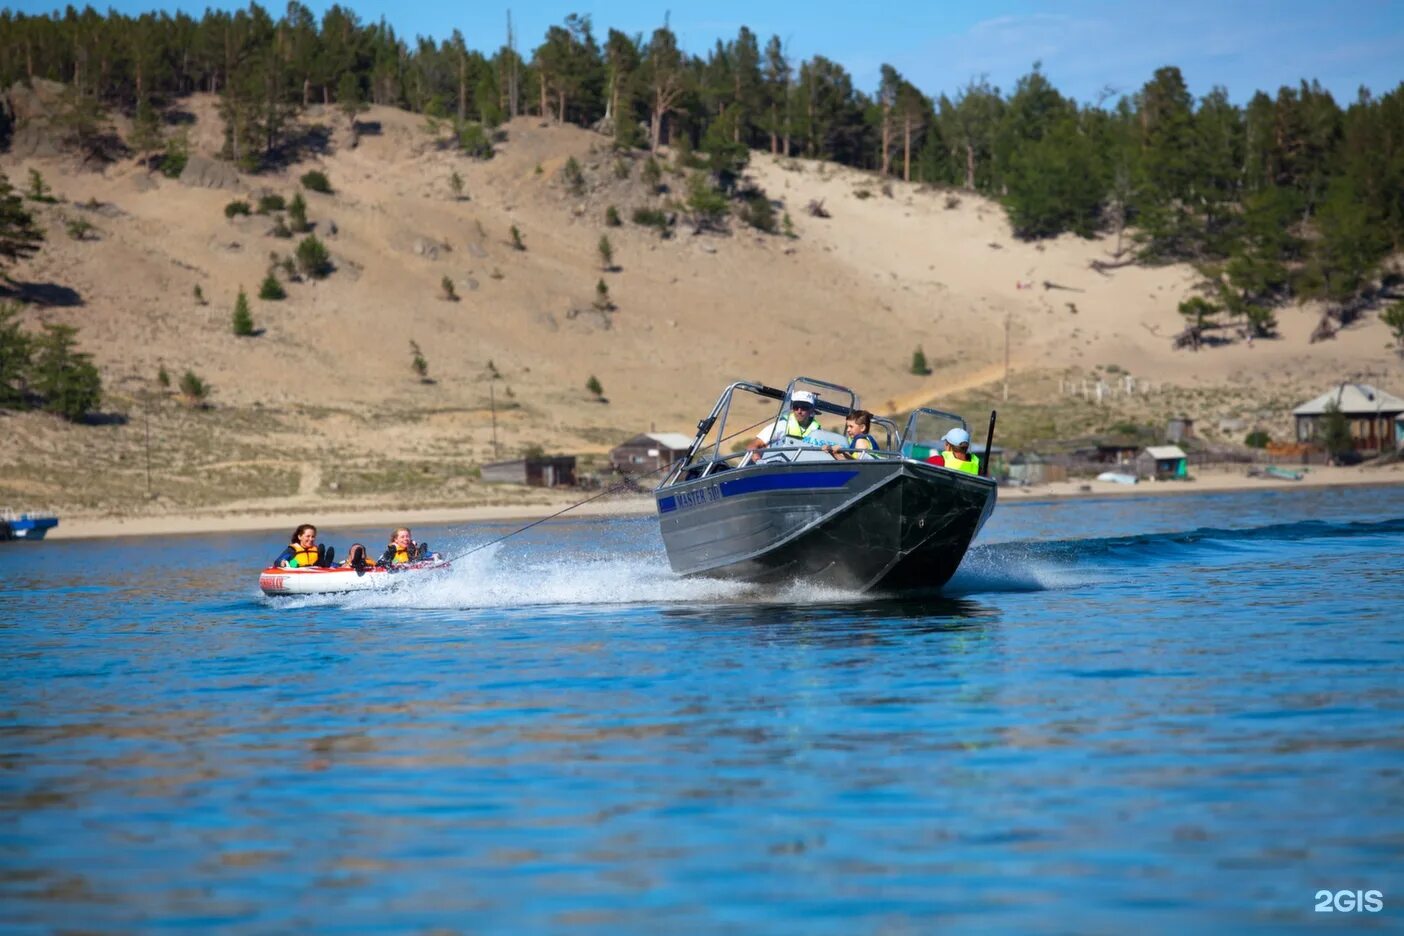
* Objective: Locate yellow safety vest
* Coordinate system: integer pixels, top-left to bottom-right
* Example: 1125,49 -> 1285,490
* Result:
287,544 -> 321,568
388,546 -> 411,564
945,452 -> 980,474
785,412 -> 821,440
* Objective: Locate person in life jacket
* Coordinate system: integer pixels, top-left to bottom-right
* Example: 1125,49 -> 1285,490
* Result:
925,427 -> 980,474
745,390 -> 823,463
273,523 -> 335,568
376,527 -> 436,567
824,409 -> 878,460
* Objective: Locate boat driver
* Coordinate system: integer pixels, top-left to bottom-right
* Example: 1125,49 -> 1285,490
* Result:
745,390 -> 824,462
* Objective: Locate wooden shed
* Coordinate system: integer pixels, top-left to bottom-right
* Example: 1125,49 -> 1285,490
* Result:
480,456 -> 577,487
1293,383 -> 1404,455
609,432 -> 693,475
1135,445 -> 1188,480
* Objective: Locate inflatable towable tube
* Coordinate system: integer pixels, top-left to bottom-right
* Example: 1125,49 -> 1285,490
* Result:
259,559 -> 452,596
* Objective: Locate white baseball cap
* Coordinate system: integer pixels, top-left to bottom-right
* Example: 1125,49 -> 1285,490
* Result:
942,427 -> 970,446
791,391 -> 818,407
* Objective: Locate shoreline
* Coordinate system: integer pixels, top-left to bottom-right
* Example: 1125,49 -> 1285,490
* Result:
40,465 -> 1404,541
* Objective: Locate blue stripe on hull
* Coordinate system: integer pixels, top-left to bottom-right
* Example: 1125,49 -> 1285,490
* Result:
657,469 -> 858,514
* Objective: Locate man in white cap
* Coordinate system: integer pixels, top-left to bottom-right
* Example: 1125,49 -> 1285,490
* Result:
930,427 -> 980,474
746,390 -> 824,461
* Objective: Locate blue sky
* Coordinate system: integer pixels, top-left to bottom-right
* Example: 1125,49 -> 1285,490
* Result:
20,0 -> 1404,105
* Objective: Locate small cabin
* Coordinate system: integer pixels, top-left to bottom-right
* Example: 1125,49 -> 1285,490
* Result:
1136,445 -> 1188,480
481,456 -> 577,487
610,432 -> 693,475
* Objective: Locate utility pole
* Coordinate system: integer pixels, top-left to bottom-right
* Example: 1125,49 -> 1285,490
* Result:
1003,311 -> 1011,402
143,392 -> 152,498
490,382 -> 499,460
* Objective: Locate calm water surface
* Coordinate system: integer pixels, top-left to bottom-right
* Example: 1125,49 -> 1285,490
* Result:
2,486 -> 1402,933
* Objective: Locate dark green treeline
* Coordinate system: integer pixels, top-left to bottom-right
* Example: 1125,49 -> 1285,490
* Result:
3,5 -> 1402,313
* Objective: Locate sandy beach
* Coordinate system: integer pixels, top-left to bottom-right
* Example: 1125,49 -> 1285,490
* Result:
43,464 -> 1404,541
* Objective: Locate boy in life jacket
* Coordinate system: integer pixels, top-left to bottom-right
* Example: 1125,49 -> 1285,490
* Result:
823,409 -> 878,460
274,523 -> 336,568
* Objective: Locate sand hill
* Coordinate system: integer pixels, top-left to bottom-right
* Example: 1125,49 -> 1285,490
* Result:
2,97 -> 1400,519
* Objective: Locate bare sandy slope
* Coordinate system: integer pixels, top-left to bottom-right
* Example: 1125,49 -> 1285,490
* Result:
2,98 -> 1401,519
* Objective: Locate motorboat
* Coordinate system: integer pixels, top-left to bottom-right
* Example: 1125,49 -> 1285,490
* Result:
258,559 -> 452,596
1,508 -> 59,541
654,378 -> 997,593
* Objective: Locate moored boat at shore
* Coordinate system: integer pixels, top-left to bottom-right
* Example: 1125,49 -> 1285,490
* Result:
1,508 -> 59,542
655,378 -> 997,593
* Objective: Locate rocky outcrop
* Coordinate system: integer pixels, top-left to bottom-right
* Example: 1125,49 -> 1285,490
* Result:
178,155 -> 240,190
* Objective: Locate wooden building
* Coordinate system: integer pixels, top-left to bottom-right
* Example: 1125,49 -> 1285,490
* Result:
1293,383 -> 1404,454
480,456 -> 577,487
609,433 -> 693,475
1136,445 -> 1188,480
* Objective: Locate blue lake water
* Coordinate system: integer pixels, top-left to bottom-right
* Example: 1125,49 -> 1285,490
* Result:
2,486 -> 1402,933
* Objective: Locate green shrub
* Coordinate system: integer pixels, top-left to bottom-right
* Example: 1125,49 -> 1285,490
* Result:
605,205 -> 621,227
586,375 -> 604,398
160,134 -> 189,178
562,156 -> 585,195
459,123 -> 494,160
258,274 -> 286,301
179,369 -> 208,406
1244,430 -> 1271,448
193,284 -> 206,305
910,346 -> 930,375
157,364 -> 170,388
300,170 -> 332,194
224,200 -> 251,218
410,340 -> 429,381
509,225 -> 525,251
685,173 -> 729,230
269,217 -> 292,238
740,193 -> 777,233
598,235 -> 614,271
287,193 -> 309,233
296,234 -> 332,278
26,169 -> 55,203
232,288 -> 255,335
642,157 -> 663,192
449,171 -> 465,199
257,193 -> 286,214
632,206 -> 668,228
441,275 -> 457,300
64,217 -> 95,240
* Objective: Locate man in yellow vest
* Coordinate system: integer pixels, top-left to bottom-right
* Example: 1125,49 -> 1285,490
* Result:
745,390 -> 823,463
933,427 -> 980,474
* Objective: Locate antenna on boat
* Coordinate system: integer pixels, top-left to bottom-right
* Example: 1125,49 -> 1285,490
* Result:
981,410 -> 997,478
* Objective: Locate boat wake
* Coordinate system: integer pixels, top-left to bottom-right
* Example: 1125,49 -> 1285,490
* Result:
265,516 -> 1404,608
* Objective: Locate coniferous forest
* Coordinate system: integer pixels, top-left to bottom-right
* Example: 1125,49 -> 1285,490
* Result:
2,4 -> 1403,335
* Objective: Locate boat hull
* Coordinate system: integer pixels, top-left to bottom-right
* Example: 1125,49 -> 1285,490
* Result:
656,459 -> 995,592
0,515 -> 58,541
258,560 -> 451,596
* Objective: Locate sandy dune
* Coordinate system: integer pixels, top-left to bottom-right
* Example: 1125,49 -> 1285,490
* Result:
2,99 -> 1400,519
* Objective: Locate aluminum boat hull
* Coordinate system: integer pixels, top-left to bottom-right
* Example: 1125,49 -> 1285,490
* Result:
656,458 -> 996,592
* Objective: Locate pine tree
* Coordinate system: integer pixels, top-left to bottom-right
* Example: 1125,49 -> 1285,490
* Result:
449,171 -> 464,199
29,324 -> 102,422
0,171 -> 44,269
440,275 -> 457,300
232,288 -> 255,335
409,340 -> 429,381
586,374 -> 604,398
510,225 -> 525,250
597,234 -> 614,270
129,97 -> 165,170
0,302 -> 31,407
1381,301 -> 1404,354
